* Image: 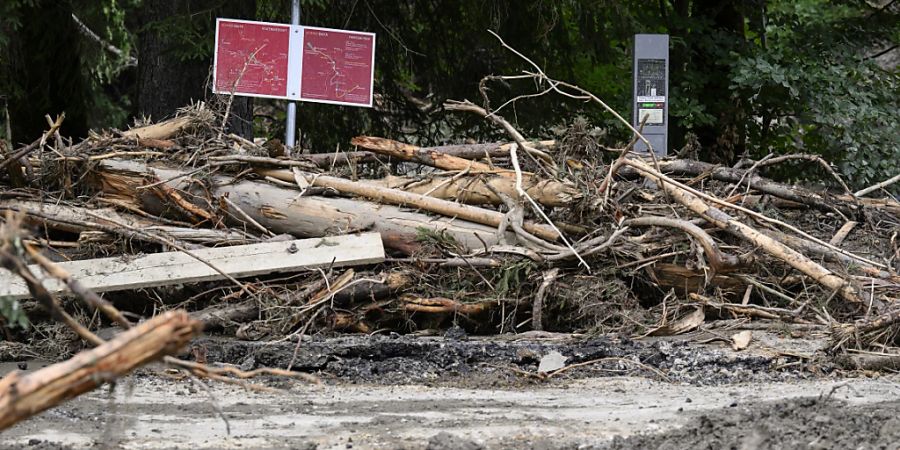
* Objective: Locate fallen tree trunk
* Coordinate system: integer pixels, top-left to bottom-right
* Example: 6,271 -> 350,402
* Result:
287,170 -> 562,241
299,140 -> 553,168
620,159 -> 864,218
259,168 -> 580,207
89,159 -> 518,254
0,199 -> 256,246
0,310 -> 201,431
627,158 -> 863,304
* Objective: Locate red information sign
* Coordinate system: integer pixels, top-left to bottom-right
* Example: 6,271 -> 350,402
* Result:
213,19 -> 375,107
299,26 -> 376,107
213,19 -> 291,98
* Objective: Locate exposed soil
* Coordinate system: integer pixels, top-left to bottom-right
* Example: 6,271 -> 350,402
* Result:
191,327 -> 826,387
602,397 -> 900,450
4,330 -> 898,450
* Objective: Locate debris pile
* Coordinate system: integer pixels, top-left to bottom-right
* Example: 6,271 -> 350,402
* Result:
0,100 -> 898,364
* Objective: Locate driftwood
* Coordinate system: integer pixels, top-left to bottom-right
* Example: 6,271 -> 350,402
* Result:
0,310 -> 201,431
192,300 -> 258,330
0,199 -> 256,246
121,115 -> 193,140
281,170 -> 562,241
626,158 -> 863,304
620,159 -> 865,218
259,168 -> 579,207
89,159 -> 519,254
349,137 -> 576,207
299,140 -> 554,168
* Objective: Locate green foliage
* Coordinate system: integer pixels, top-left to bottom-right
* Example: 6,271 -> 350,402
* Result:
0,296 -> 29,330
1,0 -> 896,189
730,0 -> 900,189
494,260 -> 533,299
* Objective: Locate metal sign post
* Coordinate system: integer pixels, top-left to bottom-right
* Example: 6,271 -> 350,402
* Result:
632,34 -> 669,156
285,0 -> 301,155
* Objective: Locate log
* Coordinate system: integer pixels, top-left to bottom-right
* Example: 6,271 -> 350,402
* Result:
350,138 -> 568,197
0,310 -> 201,431
627,158 -> 863,304
0,199 -> 255,246
258,167 -> 580,207
332,270 -> 413,306
299,140 -> 553,168
288,170 -> 561,241
192,300 -> 258,330
618,159 -> 864,217
121,115 -> 193,140
89,159 -> 518,254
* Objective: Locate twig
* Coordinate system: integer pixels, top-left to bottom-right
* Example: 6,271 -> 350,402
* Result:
856,172 -> 900,197
219,47 -> 263,139
0,114 -> 64,171
24,243 -> 133,329
486,30 -> 653,152
445,100 -> 590,270
532,268 -> 560,331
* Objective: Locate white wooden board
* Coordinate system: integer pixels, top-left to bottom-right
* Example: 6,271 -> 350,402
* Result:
0,233 -> 384,300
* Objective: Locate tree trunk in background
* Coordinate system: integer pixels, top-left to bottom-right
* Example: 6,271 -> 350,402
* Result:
6,1 -> 90,144
687,0 -> 747,163
136,0 -> 255,138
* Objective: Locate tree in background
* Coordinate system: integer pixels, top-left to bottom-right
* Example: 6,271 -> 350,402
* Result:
0,0 -> 896,189
137,0 -> 255,137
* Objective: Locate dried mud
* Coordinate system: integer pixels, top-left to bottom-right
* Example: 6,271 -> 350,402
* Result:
4,332 -> 899,450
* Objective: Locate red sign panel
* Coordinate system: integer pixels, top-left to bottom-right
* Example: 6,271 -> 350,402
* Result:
213,20 -> 375,107
213,19 -> 291,98
299,27 -> 376,107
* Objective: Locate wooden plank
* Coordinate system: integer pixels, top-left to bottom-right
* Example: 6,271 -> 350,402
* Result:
829,220 -> 858,246
0,233 -> 384,300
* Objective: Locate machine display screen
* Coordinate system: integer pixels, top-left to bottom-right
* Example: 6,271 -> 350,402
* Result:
636,59 -> 666,100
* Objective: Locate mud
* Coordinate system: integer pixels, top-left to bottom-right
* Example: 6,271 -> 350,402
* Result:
602,397 -> 900,450
4,331 -> 898,450
192,329 -> 825,387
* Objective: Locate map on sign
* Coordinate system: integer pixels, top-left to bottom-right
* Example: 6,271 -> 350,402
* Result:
212,19 -> 375,107
299,26 -> 376,107
213,19 -> 291,98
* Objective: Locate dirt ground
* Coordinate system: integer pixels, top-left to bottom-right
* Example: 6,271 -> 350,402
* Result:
3,328 -> 900,449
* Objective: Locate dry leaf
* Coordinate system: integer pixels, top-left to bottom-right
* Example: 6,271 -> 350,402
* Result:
731,330 -> 752,351
648,307 -> 705,337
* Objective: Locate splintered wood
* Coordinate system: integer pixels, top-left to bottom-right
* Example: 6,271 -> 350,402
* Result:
0,233 -> 385,300
0,310 -> 201,431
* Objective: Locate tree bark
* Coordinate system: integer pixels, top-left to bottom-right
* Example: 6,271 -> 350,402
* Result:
0,310 -> 200,431
137,0 -> 254,138
258,168 -> 579,207
88,159 -> 518,255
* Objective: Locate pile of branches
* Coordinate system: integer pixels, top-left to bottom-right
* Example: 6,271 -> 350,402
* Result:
0,99 -> 897,357
1,36 -> 898,361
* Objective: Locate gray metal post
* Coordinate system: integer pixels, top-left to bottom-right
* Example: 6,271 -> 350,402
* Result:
284,0 -> 301,154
